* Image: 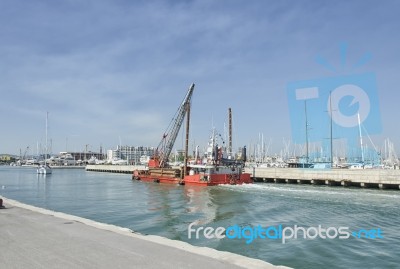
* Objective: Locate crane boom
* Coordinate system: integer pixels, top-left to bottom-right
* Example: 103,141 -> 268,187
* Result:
150,83 -> 195,168
23,146 -> 29,161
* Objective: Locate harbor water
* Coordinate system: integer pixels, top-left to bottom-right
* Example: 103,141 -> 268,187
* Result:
0,166 -> 399,268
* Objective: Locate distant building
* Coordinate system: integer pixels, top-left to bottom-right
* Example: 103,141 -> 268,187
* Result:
175,149 -> 185,162
0,154 -> 15,163
0,155 -> 13,161
108,146 -> 155,165
59,151 -> 104,161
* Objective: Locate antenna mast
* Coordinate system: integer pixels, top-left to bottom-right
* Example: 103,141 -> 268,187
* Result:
228,107 -> 232,159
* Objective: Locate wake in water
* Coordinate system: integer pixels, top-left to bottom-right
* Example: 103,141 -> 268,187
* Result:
220,182 -> 400,199
219,183 -> 400,210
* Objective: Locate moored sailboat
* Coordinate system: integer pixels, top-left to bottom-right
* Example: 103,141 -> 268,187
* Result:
37,112 -> 52,175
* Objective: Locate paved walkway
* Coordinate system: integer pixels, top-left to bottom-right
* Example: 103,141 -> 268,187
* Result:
0,197 -> 289,269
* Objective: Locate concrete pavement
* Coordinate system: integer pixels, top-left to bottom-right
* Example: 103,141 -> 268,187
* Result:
0,197 -> 290,269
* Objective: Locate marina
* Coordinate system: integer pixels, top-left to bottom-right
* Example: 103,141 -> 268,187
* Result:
4,84 -> 399,188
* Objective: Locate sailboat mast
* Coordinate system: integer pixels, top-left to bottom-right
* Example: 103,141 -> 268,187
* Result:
262,133 -> 264,162
228,107 -> 232,159
358,112 -> 364,163
45,112 -> 48,165
304,101 -> 309,162
329,91 -> 333,167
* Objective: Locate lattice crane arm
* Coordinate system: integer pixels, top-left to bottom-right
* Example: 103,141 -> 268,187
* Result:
150,83 -> 195,168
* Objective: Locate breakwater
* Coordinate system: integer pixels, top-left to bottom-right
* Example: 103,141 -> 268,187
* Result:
245,167 -> 400,189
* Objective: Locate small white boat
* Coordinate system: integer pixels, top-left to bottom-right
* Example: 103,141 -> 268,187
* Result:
37,164 -> 52,174
111,158 -> 127,165
87,156 -> 97,165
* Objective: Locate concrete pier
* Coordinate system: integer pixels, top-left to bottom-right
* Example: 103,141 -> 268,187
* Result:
246,167 -> 400,190
0,197 -> 288,269
86,164 -> 146,174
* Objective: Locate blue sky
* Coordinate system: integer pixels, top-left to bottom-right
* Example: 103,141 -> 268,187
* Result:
1,0 -> 399,156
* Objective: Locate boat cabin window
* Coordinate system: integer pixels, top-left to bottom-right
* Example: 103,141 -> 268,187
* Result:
192,168 -> 200,174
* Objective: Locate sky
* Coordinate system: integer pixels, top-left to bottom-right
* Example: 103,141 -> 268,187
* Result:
1,0 -> 399,157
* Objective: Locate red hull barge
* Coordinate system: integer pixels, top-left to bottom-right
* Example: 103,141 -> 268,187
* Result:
184,172 -> 252,186
133,164 -> 252,186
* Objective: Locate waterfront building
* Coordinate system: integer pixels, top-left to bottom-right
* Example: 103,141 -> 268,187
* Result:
59,151 -> 104,161
0,155 -> 13,162
107,146 -> 156,165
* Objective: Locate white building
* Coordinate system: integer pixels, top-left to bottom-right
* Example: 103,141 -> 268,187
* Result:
107,146 -> 155,165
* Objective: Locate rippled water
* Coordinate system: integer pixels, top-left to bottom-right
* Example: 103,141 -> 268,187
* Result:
1,166 -> 399,268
